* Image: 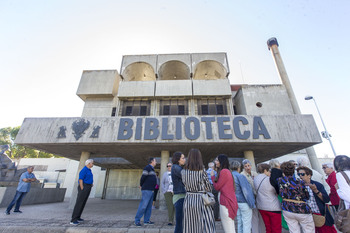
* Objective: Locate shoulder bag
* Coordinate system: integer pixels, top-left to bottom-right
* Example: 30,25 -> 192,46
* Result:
334,171 -> 350,232
312,209 -> 326,227
201,170 -> 215,206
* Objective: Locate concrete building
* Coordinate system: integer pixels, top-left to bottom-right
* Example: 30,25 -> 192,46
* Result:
15,48 -> 322,200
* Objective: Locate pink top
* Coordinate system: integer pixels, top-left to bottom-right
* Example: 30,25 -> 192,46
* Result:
212,169 -> 238,220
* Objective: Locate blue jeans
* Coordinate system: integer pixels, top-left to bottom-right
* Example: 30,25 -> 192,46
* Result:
135,190 -> 154,223
174,198 -> 184,233
6,191 -> 27,212
237,202 -> 252,233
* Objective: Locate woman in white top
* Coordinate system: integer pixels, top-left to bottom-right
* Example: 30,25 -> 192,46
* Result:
334,155 -> 350,209
254,163 -> 282,233
161,162 -> 175,225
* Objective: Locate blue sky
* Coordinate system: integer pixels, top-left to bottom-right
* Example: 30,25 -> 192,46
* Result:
1,0 -> 349,158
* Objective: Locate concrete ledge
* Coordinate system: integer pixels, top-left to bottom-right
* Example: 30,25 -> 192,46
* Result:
0,187 -> 66,207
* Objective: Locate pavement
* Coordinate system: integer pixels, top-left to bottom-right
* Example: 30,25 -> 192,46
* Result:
0,198 -> 225,233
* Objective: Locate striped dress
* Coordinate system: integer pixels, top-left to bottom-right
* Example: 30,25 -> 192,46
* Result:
181,169 -> 215,233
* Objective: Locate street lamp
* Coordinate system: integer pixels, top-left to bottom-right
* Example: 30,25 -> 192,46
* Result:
305,95 -> 337,156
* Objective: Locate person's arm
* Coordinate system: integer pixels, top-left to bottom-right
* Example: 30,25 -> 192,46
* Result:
336,172 -> 350,203
161,172 -> 167,193
240,175 -> 256,209
203,170 -> 212,192
79,179 -> 84,190
140,167 -> 149,187
212,169 -> 229,191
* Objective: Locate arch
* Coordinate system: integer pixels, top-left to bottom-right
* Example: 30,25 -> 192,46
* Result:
122,62 -> 156,81
158,60 -> 190,80
193,60 -> 227,80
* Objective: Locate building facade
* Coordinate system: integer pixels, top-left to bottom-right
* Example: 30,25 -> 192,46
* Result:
15,52 -> 322,200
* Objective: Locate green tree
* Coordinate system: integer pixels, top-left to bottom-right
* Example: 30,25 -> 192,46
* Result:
0,126 -> 59,159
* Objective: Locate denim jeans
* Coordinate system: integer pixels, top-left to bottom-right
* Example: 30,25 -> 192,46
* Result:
174,198 -> 184,233
135,190 -> 154,224
237,202 -> 252,233
6,191 -> 27,212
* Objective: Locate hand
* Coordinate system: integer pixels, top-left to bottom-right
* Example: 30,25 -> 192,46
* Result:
306,183 -> 318,192
210,170 -> 214,176
335,183 -> 339,190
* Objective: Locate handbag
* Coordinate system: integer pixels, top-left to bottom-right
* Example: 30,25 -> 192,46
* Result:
312,213 -> 326,227
202,192 -> 216,206
335,171 -> 350,233
201,170 -> 216,206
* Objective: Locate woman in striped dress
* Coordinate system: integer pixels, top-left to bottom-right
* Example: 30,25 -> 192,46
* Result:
181,148 -> 215,233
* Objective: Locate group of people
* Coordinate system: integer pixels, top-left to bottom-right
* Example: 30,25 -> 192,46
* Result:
6,152 -> 350,233
134,151 -> 350,233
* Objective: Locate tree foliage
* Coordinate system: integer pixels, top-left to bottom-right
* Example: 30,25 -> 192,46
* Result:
0,126 -> 60,159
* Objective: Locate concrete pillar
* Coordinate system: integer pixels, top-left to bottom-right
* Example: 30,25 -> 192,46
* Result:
267,37 -> 323,174
244,150 -> 256,172
68,151 -> 90,209
159,150 -> 170,210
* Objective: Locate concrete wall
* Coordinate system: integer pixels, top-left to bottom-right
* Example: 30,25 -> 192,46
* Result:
118,81 -> 155,98
81,97 -> 118,117
76,70 -> 122,101
105,169 -> 143,199
193,79 -> 232,96
18,158 -> 104,198
120,53 -> 229,80
234,85 -> 294,115
0,187 -> 66,207
155,80 -> 192,97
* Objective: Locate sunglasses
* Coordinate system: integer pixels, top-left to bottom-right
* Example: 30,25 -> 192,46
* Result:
297,173 -> 306,177
322,167 -> 327,169
167,165 -> 172,167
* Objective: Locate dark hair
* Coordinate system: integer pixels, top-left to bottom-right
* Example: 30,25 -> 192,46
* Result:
214,154 -> 236,190
280,161 -> 295,177
214,154 -> 230,182
172,151 -> 183,165
184,148 -> 204,171
334,155 -> 350,172
297,166 -> 313,176
257,163 -> 270,174
148,157 -> 155,164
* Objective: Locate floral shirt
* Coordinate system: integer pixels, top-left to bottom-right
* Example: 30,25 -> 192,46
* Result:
278,176 -> 311,214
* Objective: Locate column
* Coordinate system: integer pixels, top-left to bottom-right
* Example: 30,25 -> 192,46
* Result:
68,151 -> 90,209
159,150 -> 170,210
244,150 -> 256,171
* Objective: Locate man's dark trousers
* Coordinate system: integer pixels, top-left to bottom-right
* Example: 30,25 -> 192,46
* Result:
71,183 -> 92,222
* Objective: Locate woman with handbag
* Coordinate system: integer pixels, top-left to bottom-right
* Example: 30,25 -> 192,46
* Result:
334,155 -> 350,232
297,166 -> 337,233
277,161 -> 314,233
211,154 -> 238,233
254,163 -> 282,233
181,148 -> 215,233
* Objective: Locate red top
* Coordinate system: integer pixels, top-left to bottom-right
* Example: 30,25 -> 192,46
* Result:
211,169 -> 238,220
326,171 -> 340,206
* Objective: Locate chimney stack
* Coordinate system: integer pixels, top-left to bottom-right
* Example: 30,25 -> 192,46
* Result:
267,37 -> 323,174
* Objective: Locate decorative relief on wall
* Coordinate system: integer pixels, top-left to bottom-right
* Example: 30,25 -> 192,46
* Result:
57,126 -> 67,138
90,126 -> 101,138
72,119 -> 90,141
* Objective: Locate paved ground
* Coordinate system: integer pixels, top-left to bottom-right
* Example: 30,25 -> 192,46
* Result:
0,198 -> 225,233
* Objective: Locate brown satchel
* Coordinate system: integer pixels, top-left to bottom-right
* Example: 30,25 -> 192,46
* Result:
312,212 -> 326,227
335,171 -> 350,233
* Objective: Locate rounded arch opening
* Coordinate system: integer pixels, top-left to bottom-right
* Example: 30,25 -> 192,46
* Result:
122,62 -> 156,81
158,60 -> 190,80
193,60 -> 227,80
